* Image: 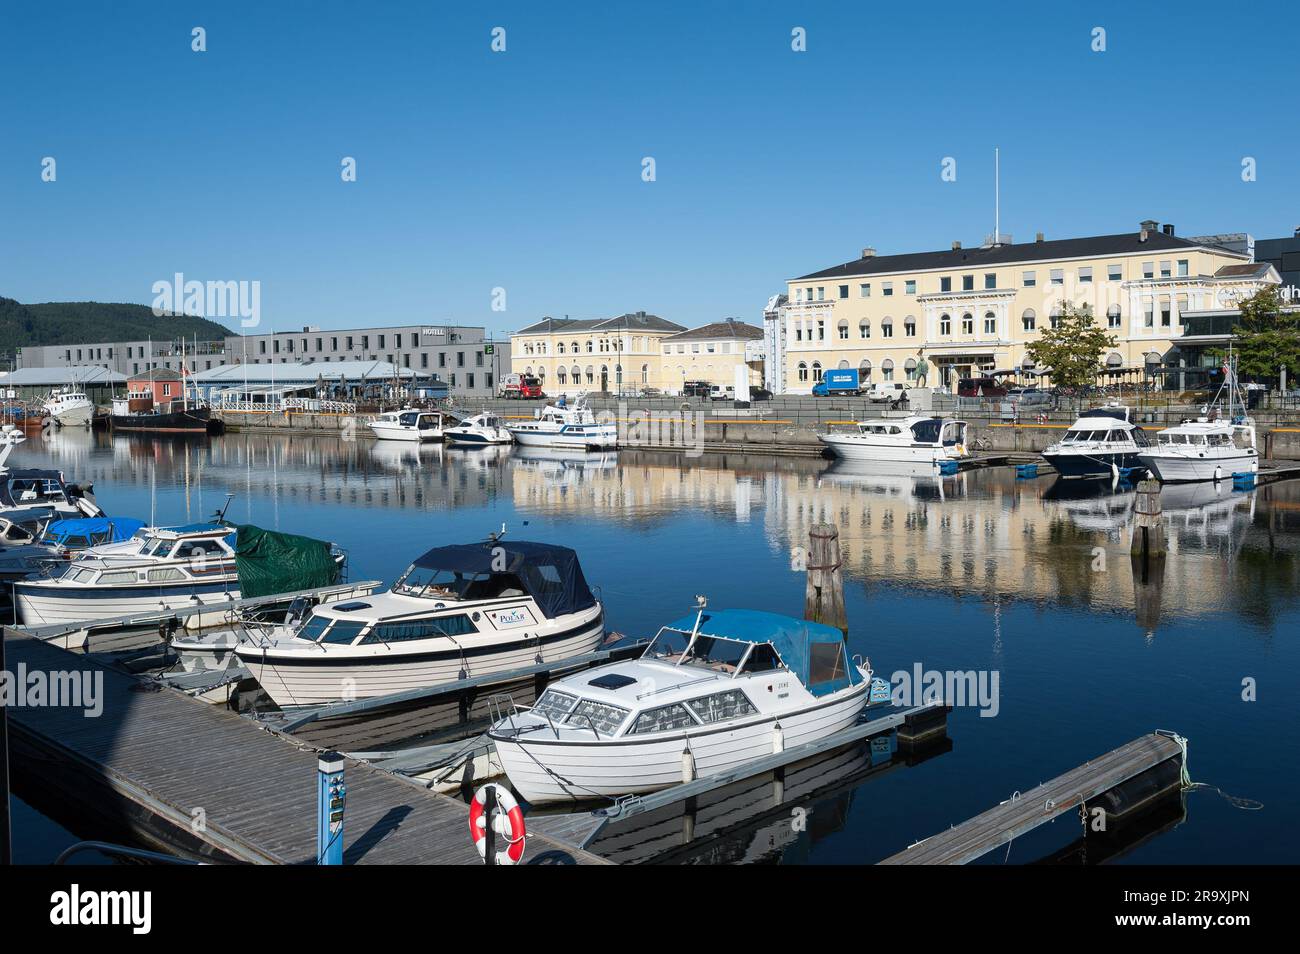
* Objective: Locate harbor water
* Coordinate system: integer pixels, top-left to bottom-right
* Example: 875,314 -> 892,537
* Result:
8,427 -> 1299,864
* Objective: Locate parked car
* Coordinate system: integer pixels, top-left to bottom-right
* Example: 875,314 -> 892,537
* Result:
811,368 -> 861,397
709,384 -> 736,402
957,377 -> 1008,398
682,380 -> 712,399
865,382 -> 909,403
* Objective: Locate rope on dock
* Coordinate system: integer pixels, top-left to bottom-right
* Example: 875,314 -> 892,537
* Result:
1156,729 -> 1263,811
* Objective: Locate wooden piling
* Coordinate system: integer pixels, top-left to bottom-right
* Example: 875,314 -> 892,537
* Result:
805,523 -> 848,634
1129,479 -> 1166,561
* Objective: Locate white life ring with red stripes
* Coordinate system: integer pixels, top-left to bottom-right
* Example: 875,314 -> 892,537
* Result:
468,784 -> 527,865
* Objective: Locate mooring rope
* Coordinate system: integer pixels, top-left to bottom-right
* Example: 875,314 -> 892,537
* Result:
1156,730 -> 1263,811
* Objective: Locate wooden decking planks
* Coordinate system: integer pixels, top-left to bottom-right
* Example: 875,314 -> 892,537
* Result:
879,732 -> 1183,865
3,630 -> 609,865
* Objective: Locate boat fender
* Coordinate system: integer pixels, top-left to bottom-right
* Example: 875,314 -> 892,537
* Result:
772,722 -> 784,754
468,783 -> 527,865
1214,465 -> 1223,482
681,746 -> 696,783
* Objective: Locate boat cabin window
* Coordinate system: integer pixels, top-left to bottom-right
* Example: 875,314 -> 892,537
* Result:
564,699 -> 629,736
629,702 -> 697,735
144,538 -> 177,558
61,566 -> 97,584
686,689 -> 758,724
319,620 -> 367,645
294,614 -> 333,641
911,420 -> 942,443
808,641 -> 849,689
181,538 -> 228,559
2,522 -> 38,544
643,628 -> 692,662
360,613 -> 477,644
148,567 -> 186,582
96,570 -> 138,585
682,635 -> 750,673
532,689 -> 579,720
740,643 -> 784,675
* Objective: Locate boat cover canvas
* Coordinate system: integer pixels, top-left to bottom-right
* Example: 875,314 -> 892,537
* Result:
45,516 -> 145,546
412,541 -> 596,620
234,524 -> 341,599
664,609 -> 862,698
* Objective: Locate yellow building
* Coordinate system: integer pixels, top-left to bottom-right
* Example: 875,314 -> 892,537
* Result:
511,313 -> 765,396
777,220 -> 1275,393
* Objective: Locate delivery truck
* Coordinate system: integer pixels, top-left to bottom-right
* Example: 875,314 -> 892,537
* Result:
811,368 -> 861,397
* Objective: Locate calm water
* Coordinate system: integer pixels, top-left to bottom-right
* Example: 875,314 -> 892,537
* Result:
8,428 -> 1300,864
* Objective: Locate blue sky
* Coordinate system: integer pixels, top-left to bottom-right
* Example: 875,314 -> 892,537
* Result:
1,0 -> 1297,337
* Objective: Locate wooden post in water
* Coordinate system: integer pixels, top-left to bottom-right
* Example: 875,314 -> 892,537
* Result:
1,630 -> 10,865
1130,479 -> 1166,564
805,523 -> 848,634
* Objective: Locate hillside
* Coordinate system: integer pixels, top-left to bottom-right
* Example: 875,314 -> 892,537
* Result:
0,298 -> 234,357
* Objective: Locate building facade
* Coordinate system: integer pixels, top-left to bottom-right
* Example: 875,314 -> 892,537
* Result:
510,312 -> 686,394
774,220 -> 1272,393
659,319 -> 765,393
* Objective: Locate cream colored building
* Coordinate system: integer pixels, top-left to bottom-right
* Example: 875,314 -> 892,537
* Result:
775,220 -> 1276,393
511,312 -> 764,395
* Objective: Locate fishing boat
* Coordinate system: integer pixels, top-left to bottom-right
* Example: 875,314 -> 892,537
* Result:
42,387 -> 95,427
818,416 -> 968,463
487,606 -> 871,805
235,540 -> 605,707
1041,404 -> 1150,479
443,411 -> 513,445
505,394 -> 618,450
368,408 -> 448,442
110,396 -> 214,433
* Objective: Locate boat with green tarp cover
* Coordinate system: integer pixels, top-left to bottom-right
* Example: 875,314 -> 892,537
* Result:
234,524 -> 344,599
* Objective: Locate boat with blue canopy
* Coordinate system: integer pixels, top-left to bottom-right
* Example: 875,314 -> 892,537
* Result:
488,604 -> 872,805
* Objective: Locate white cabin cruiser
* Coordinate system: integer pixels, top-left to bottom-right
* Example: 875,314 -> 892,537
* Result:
489,607 -> 870,805
819,416 -> 968,463
444,411 -> 513,445
1041,404 -> 1150,479
368,408 -> 448,442
12,523 -> 240,626
506,395 -> 617,450
1137,418 -> 1258,483
235,541 -> 605,707
42,387 -> 96,427
0,467 -> 104,518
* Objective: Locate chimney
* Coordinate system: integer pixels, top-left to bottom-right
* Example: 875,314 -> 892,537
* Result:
1035,232 -> 1044,243
1162,224 -> 1174,236
1140,219 -> 1159,233
952,240 -> 962,251
861,247 -> 876,259
1139,228 -> 1150,243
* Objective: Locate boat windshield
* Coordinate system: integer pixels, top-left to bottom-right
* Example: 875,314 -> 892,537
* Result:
682,635 -> 750,673
392,565 -> 529,601
910,420 -> 942,443
643,627 -> 692,662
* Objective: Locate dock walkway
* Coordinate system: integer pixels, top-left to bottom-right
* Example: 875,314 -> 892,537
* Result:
3,630 -> 607,864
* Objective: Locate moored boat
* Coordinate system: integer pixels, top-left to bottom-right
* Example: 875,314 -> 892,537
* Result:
488,606 -> 871,805
506,394 -> 617,450
1137,419 -> 1258,483
1041,404 -> 1150,479
444,411 -> 513,445
368,408 -> 448,442
818,416 -> 968,463
42,387 -> 95,427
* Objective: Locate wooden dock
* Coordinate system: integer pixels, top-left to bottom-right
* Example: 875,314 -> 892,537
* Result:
879,732 -> 1183,865
3,630 -> 608,865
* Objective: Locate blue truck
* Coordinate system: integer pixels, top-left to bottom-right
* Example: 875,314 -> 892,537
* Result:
811,368 -> 861,397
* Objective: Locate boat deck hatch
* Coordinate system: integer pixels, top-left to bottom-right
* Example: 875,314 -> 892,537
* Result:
333,601 -> 372,612
588,673 -> 637,690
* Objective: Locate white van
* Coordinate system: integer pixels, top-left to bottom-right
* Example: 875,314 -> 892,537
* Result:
709,384 -> 735,402
866,382 -> 909,403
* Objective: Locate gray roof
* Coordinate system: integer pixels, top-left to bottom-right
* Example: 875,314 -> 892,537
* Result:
665,320 -> 764,342
794,230 -> 1247,281
1212,262 -> 1276,280
0,366 -> 125,385
189,360 -> 428,384
516,311 -> 685,335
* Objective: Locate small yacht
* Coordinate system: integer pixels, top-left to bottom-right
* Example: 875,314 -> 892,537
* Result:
0,515 -> 145,583
368,408 -> 448,442
235,540 -> 605,707
488,606 -> 871,805
819,416 -> 968,463
1137,419 -> 1258,483
506,394 -> 618,450
1041,405 -> 1150,479
12,523 -> 241,626
42,387 -> 96,427
444,411 -> 513,445
0,468 -> 104,518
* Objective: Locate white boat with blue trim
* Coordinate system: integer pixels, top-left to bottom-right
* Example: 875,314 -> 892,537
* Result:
235,540 -> 605,707
505,394 -> 617,450
444,411 -> 513,445
488,606 -> 872,805
819,416 -> 968,464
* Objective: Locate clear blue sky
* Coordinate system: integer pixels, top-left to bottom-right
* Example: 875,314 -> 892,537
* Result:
2,0 -> 1297,337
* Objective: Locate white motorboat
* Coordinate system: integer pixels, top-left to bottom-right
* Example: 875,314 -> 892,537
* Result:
444,411 -> 513,445
42,387 -> 96,427
1137,419 -> 1258,483
368,408 -> 448,442
0,467 -> 104,518
12,523 -> 241,626
0,513 -> 147,584
235,540 -> 605,707
818,416 -> 968,463
488,606 -> 871,805
1041,405 -> 1151,479
506,394 -> 617,450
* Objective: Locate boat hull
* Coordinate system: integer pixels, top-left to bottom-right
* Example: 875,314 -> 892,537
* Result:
1041,449 -> 1146,479
49,405 -> 95,427
238,615 -> 605,707
491,682 -> 869,804
444,430 -> 511,445
13,579 -> 240,626
110,407 -> 213,433
1137,450 -> 1258,483
368,422 -> 442,442
819,434 -> 963,463
508,426 -> 618,450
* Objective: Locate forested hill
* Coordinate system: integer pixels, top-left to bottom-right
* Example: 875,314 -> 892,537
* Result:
0,298 -> 234,355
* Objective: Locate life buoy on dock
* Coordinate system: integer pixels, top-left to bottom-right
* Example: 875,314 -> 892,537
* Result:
468,783 -> 527,865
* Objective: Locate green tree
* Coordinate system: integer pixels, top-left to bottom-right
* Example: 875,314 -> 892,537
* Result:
1224,286 -> 1300,383
1025,302 -> 1118,390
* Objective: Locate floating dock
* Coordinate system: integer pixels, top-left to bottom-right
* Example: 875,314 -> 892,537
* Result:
3,630 -> 607,864
879,731 -> 1183,865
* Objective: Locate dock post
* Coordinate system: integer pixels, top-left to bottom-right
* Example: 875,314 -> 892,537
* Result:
805,523 -> 848,634
316,752 -> 346,865
1,631 -> 10,865
1129,479 -> 1166,565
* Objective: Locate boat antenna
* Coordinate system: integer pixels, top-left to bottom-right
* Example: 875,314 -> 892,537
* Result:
213,492 -> 236,524
485,522 -> 507,544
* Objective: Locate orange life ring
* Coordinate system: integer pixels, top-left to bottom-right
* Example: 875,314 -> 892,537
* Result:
468,784 -> 527,865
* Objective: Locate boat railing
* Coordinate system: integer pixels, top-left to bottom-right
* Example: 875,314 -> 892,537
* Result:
635,673 -> 717,700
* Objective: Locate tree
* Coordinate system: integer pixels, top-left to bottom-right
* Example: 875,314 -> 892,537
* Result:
1025,302 -> 1118,390
1225,286 -> 1300,383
